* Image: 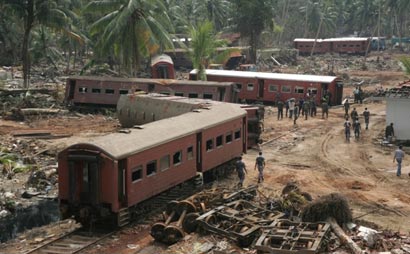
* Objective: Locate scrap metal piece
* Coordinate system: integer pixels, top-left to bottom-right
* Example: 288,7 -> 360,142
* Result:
255,220 -> 331,253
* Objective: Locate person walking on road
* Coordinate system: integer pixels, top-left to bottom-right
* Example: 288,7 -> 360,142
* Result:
277,100 -> 284,120
350,108 -> 358,121
235,156 -> 247,187
344,119 -> 351,142
353,118 -> 361,140
363,108 -> 370,130
344,100 -> 350,118
254,152 -> 266,183
288,99 -> 295,119
393,145 -> 405,177
321,101 -> 329,119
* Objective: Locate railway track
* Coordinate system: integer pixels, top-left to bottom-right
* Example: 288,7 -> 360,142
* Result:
25,228 -> 113,254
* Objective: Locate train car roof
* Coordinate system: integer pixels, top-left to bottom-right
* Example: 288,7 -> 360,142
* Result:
151,54 -> 173,66
64,99 -> 246,160
189,69 -> 339,83
67,76 -> 234,87
294,37 -> 369,42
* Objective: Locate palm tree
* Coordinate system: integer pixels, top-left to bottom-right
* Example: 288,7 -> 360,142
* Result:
189,21 -> 228,81
3,0 -> 79,88
85,0 -> 175,76
191,0 -> 232,31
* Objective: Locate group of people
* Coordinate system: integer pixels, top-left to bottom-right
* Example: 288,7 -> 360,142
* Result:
343,100 -> 370,142
276,95 -> 330,125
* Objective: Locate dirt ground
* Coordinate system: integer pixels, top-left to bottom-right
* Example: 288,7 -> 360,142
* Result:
1,54 -> 410,253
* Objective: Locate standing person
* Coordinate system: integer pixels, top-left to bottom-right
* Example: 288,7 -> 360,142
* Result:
277,100 -> 284,120
293,105 -> 299,125
254,152 -> 266,183
344,118 -> 351,142
303,100 -> 310,120
393,145 -> 405,177
343,100 -> 350,119
310,98 -> 317,117
235,156 -> 247,187
363,108 -> 370,130
353,87 -> 360,103
385,123 -> 395,142
354,118 -> 361,140
321,101 -> 329,119
285,99 -> 289,117
350,108 -> 358,121
298,98 -> 304,116
289,99 -> 295,119
358,87 -> 364,104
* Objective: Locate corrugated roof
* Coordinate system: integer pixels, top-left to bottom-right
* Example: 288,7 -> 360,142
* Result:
66,99 -> 246,159
189,69 -> 338,83
68,76 -> 234,87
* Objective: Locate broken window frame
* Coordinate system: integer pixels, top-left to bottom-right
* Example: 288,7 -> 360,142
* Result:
226,132 -> 233,144
247,83 -> 254,91
234,129 -> 241,140
294,86 -> 305,94
216,135 -> 223,148
131,166 -> 143,183
206,139 -> 214,151
146,160 -> 157,176
173,150 -> 182,166
187,146 -> 194,160
281,85 -> 291,93
91,88 -> 101,93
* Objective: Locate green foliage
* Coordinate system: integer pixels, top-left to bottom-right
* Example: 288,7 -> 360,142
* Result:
189,21 -> 228,80
399,56 -> 410,75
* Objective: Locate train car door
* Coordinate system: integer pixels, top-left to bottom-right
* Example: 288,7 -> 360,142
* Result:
196,133 -> 202,171
118,159 -> 127,206
67,79 -> 76,102
258,79 -> 264,99
68,154 -> 100,205
242,117 -> 247,153
218,87 -> 226,101
334,81 -> 344,105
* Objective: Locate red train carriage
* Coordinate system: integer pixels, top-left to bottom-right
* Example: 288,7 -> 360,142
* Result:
58,97 -> 247,226
294,37 -> 370,55
65,76 -> 238,106
151,54 -> 176,79
189,69 -> 343,105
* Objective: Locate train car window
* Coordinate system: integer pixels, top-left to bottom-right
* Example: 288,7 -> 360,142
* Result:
131,166 -> 142,182
160,92 -> 170,95
343,44 -> 347,47
135,89 -> 142,92
160,155 -> 170,171
308,88 -> 318,95
105,89 -> 115,94
294,86 -> 304,94
206,139 -> 214,151
216,135 -> 223,147
91,88 -> 101,93
226,132 -> 233,143
188,93 -> 198,98
247,84 -> 254,91
268,85 -> 278,92
175,92 -> 184,97
234,130 -> 241,140
187,146 -> 194,160
281,85 -> 291,93
235,83 -> 242,90
79,87 -> 88,93
173,151 -> 182,165
119,90 -> 128,95
203,93 -> 213,99
146,160 -> 157,176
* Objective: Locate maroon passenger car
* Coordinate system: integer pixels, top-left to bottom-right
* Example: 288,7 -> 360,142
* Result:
65,76 -> 238,106
189,69 -> 343,105
58,95 -> 247,226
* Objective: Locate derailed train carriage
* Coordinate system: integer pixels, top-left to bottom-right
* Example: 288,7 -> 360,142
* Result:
58,94 -> 248,226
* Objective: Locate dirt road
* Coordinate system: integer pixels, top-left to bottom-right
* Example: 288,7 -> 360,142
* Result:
245,101 -> 410,231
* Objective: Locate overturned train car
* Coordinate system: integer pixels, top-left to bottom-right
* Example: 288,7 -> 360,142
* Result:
58,95 -> 248,226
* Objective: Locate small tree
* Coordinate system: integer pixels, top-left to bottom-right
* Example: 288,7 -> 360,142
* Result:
189,21 -> 229,81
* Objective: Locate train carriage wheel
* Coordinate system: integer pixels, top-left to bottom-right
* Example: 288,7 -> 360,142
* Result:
182,212 -> 200,233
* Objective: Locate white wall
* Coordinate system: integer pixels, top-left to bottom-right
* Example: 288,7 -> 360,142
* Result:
386,98 -> 410,140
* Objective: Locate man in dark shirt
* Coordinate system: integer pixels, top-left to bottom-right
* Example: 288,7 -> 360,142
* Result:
363,108 -> 370,130
385,123 -> 395,142
254,152 -> 266,183
277,100 -> 284,120
235,156 -> 247,187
